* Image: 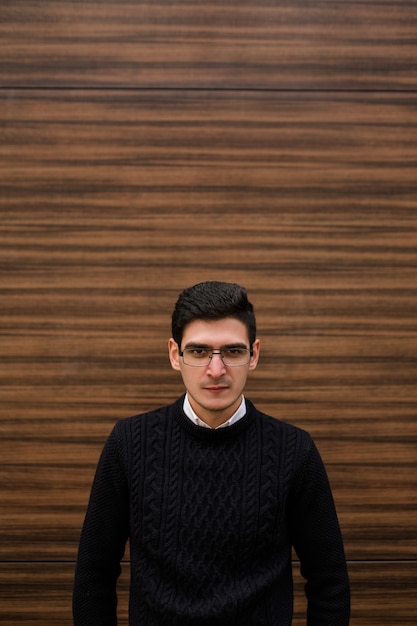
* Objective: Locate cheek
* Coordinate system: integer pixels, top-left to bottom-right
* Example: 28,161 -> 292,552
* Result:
179,367 -> 200,388
234,369 -> 250,389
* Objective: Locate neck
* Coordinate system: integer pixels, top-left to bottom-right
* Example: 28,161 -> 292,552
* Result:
185,394 -> 245,429
175,396 -> 254,441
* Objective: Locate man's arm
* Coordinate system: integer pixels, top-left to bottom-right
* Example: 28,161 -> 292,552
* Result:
288,440 -> 350,625
73,427 -> 130,625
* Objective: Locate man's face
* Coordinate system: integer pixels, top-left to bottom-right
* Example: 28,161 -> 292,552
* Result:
168,317 -> 260,428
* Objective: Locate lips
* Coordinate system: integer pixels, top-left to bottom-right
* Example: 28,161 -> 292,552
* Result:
205,386 -> 228,393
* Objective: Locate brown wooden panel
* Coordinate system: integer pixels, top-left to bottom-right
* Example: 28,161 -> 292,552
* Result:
1,1 -> 416,621
1,562 -> 416,624
293,561 -> 417,625
1,89 -> 416,215
1,89 -> 417,565
0,562 -> 130,625
1,1 -> 417,89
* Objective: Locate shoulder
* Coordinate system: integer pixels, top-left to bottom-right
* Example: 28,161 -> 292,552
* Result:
248,399 -> 313,443
246,399 -> 316,469
102,399 -> 182,473
115,399 -> 177,429
111,397 -> 183,444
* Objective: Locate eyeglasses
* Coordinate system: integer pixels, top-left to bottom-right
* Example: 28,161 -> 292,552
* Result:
180,347 -> 253,367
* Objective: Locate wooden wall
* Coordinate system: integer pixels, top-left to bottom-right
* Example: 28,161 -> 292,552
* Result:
1,1 -> 417,623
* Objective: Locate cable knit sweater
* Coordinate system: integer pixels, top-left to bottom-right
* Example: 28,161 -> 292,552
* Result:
73,396 -> 350,625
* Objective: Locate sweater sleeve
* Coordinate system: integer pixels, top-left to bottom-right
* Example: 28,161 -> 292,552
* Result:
287,437 -> 350,626
73,424 -> 130,626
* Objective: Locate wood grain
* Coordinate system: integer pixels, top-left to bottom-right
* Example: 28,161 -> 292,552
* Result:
1,1 -> 417,623
1,1 -> 416,89
2,89 -> 416,217
1,90 -> 416,568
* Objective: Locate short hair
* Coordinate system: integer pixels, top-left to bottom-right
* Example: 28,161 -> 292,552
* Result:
171,281 -> 256,347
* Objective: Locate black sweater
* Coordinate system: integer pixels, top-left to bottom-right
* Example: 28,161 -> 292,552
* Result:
73,396 -> 350,625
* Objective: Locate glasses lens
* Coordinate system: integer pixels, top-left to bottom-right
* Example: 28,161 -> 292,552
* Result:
182,348 -> 250,366
221,348 -> 250,366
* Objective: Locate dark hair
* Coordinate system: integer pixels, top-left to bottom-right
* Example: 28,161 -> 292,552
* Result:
171,281 -> 256,347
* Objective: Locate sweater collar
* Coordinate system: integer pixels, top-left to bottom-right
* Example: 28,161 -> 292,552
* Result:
183,393 -> 247,429
174,395 -> 255,442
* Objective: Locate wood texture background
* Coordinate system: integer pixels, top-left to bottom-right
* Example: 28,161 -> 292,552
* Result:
1,1 -> 416,624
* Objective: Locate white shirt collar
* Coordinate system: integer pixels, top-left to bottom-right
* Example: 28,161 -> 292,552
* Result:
183,393 -> 246,429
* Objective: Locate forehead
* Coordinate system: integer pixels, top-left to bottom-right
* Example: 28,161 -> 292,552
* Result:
181,318 -> 250,347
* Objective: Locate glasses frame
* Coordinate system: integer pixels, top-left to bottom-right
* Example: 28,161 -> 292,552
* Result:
180,347 -> 253,367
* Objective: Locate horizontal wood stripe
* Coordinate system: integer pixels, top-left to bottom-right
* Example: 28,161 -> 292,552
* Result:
1,90 -> 416,215
1,89 -> 417,567
1,562 -> 416,625
1,1 -> 417,89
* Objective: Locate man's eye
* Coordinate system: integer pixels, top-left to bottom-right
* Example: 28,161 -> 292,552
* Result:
191,348 -> 209,357
225,348 -> 244,356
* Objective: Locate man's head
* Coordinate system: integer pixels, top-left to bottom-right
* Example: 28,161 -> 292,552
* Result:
171,281 -> 257,349
169,282 -> 259,427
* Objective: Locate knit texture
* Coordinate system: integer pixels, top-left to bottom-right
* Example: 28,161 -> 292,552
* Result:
73,397 -> 350,625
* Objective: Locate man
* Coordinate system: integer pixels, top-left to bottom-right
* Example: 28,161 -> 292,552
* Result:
73,281 -> 350,625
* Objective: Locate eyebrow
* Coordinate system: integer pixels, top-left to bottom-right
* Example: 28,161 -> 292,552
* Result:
183,342 -> 249,350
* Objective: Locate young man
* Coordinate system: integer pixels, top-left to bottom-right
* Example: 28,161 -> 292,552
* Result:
73,281 -> 350,625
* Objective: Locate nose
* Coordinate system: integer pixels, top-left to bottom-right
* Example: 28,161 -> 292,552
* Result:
206,351 -> 227,375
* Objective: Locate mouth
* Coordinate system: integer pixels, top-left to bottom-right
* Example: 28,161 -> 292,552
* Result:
205,385 -> 228,393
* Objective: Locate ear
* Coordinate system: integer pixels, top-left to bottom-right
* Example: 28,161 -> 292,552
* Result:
168,338 -> 181,371
248,338 -> 260,371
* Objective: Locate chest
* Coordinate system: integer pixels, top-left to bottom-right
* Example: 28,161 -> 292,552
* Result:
130,431 -> 290,552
